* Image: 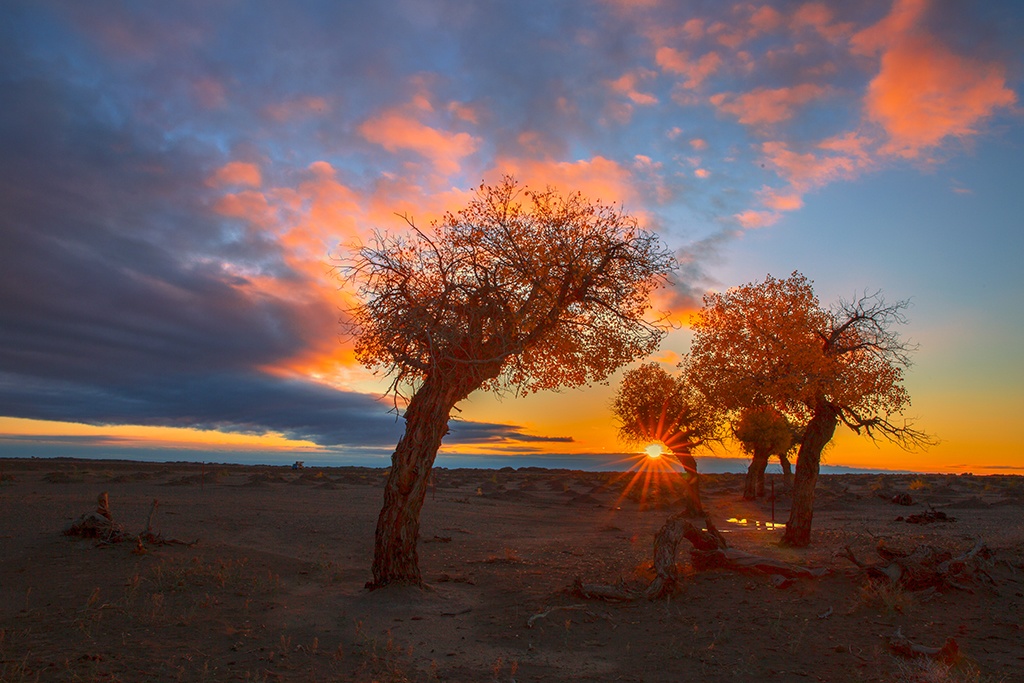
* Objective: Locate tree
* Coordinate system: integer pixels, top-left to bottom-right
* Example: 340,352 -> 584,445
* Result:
733,406 -> 792,500
343,177 -> 676,587
688,272 -> 932,546
612,362 -> 723,513
612,362 -> 722,453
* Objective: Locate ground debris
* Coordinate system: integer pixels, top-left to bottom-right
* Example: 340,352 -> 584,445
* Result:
887,627 -> 960,663
844,538 -> 992,592
526,603 -> 614,628
63,492 -> 127,541
573,511 -> 825,602
897,507 -> 956,524
570,577 -> 637,601
63,492 -> 197,549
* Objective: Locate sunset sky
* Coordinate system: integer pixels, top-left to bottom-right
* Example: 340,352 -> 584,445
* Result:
1,0 -> 1021,474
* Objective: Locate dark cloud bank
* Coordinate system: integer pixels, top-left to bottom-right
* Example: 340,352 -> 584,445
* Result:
0,19 -> 549,457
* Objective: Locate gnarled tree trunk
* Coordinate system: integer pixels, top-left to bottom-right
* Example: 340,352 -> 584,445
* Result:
782,400 -> 838,547
369,374 -> 471,588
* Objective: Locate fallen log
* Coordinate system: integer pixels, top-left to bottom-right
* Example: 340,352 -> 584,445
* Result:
844,538 -> 991,592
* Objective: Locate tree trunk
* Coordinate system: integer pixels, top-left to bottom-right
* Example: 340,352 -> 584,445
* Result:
742,451 -> 769,500
782,400 -> 838,547
368,375 -> 469,589
778,454 -> 793,491
755,456 -> 768,498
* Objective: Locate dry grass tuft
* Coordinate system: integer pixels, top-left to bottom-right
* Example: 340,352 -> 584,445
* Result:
892,658 -> 1002,683
858,578 -> 913,614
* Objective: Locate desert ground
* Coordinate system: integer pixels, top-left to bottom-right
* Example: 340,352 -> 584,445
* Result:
1,457 -> 1022,682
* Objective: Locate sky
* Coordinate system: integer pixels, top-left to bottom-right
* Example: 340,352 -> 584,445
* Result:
1,0 -> 1022,474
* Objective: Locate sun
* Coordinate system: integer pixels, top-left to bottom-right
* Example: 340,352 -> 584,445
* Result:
644,442 -> 665,458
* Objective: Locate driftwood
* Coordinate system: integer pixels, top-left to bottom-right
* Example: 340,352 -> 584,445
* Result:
843,538 -> 990,592
64,492 -> 196,549
887,627 -> 960,663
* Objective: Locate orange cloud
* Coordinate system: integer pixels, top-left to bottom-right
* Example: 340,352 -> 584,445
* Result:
493,156 -> 640,210
655,47 -> 722,89
759,187 -> 803,212
791,3 -> 853,43
748,5 -> 783,34
865,36 -> 1016,158
359,109 -> 480,176
849,0 -> 928,57
734,209 -> 779,229
607,70 -> 659,106
694,168 -> 710,179
682,18 -> 704,41
212,190 -> 276,227
710,83 -> 829,127
689,138 -> 708,151
760,140 -> 864,191
447,101 -> 481,124
207,161 -> 262,188
264,96 -> 330,122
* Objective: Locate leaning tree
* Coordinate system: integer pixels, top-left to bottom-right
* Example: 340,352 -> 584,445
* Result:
342,177 -> 676,587
687,272 -> 933,546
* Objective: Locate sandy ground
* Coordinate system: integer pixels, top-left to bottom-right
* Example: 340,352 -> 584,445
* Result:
1,458 -> 1022,682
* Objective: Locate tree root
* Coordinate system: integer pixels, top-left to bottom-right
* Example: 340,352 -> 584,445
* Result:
843,538 -> 991,592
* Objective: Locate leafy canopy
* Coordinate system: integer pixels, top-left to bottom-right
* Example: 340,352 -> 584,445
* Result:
688,271 -> 928,446
343,177 -> 676,397
612,362 -> 723,452
733,406 -> 793,457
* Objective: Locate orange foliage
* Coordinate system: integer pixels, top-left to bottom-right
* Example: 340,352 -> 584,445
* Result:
342,176 -> 676,397
688,271 -> 927,447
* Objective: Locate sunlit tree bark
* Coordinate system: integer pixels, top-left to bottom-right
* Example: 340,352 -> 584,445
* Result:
341,177 -> 676,587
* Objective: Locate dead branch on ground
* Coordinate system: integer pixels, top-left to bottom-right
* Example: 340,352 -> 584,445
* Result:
843,538 -> 991,592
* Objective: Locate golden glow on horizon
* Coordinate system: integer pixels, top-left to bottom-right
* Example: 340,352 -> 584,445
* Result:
0,417 -> 325,452
645,442 -> 666,458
